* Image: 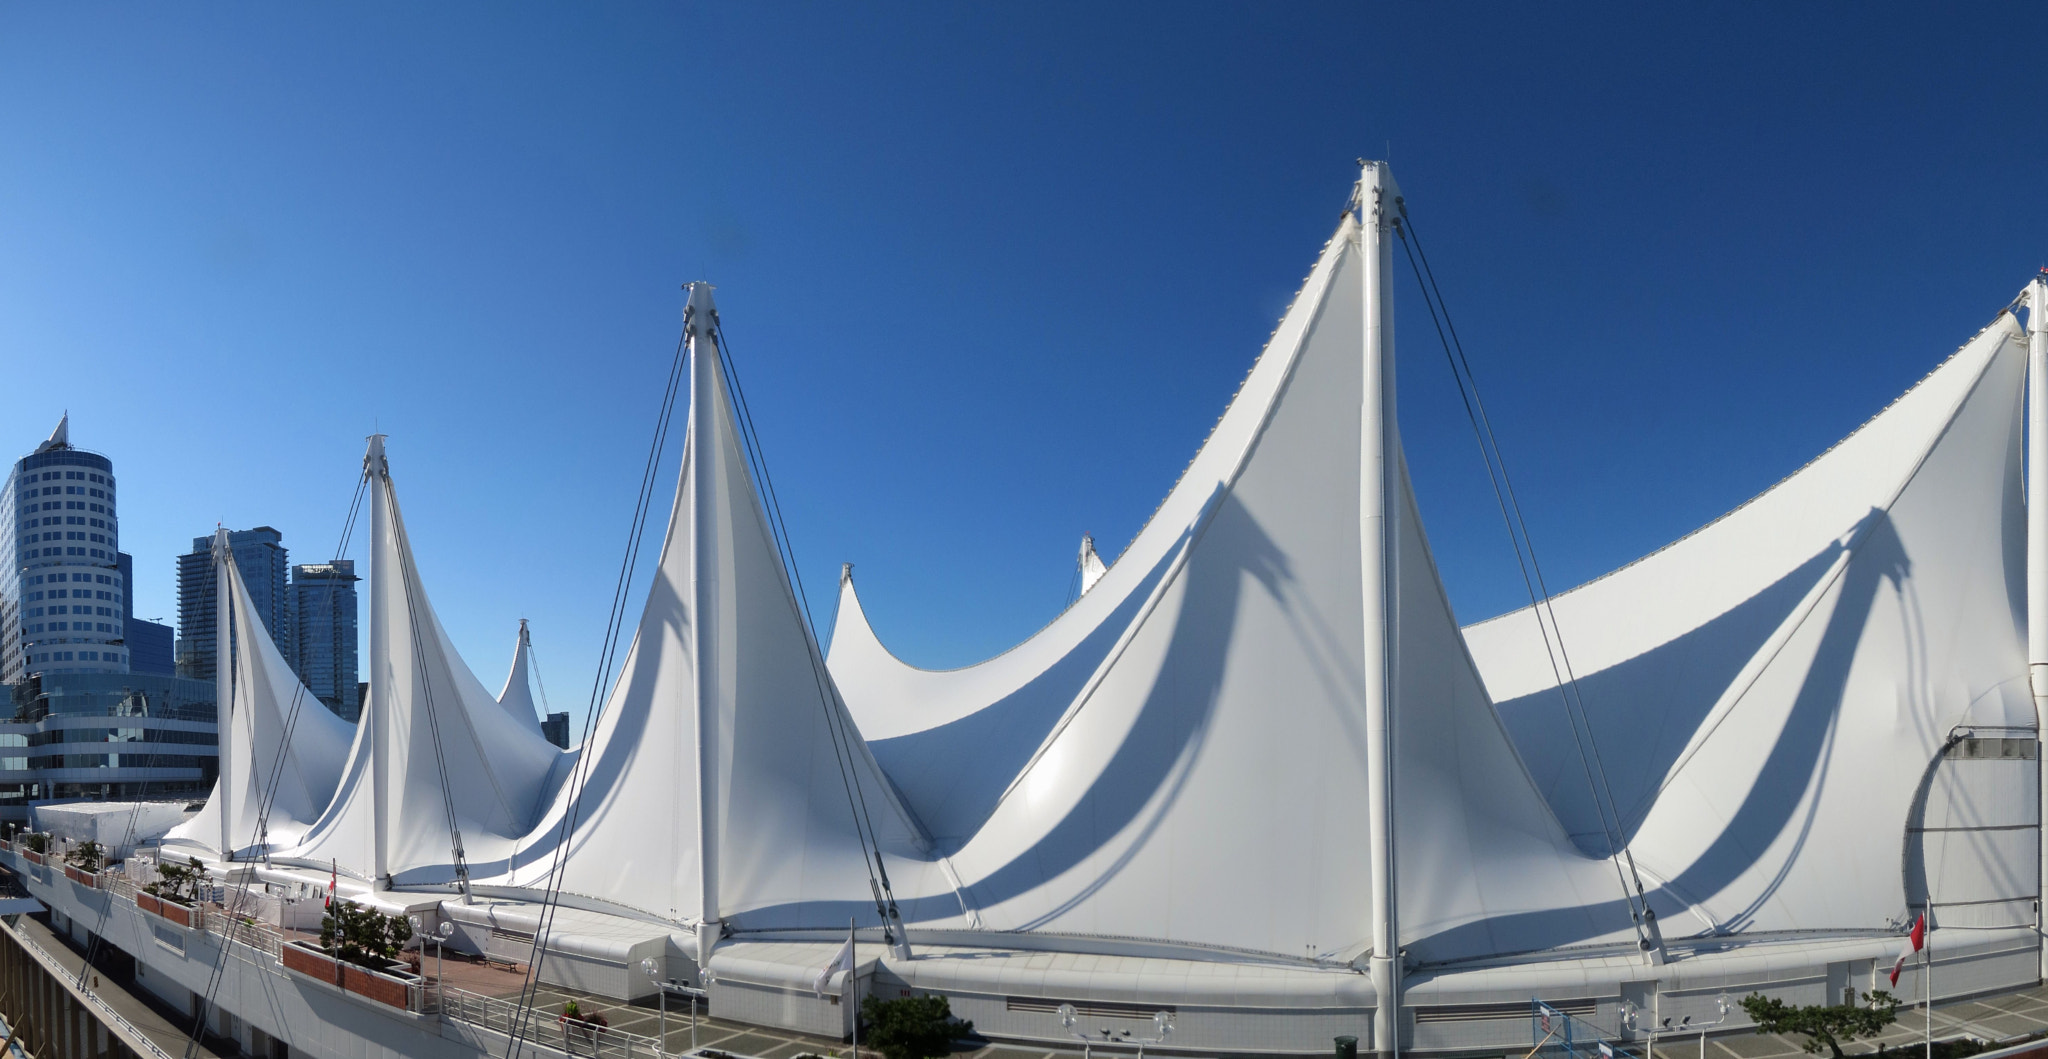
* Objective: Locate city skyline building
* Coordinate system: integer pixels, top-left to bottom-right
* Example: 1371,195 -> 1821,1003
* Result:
127,619 -> 174,676
290,559 -> 359,722
175,526 -> 289,683
541,711 -> 569,749
1,415 -> 130,682
0,670 -> 218,823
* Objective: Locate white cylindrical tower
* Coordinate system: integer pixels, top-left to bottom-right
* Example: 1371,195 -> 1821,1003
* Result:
4,416 -> 128,680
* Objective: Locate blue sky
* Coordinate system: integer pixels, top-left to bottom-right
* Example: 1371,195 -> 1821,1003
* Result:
2,4 -> 2043,726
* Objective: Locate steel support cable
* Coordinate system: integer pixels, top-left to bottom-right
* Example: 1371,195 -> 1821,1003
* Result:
1398,210 -> 1656,908
388,478 -> 476,902
185,470 -> 369,1059
1392,217 -> 1647,930
710,319 -> 902,930
505,328 -> 689,1057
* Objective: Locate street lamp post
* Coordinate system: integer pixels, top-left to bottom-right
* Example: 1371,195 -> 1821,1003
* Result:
643,958 -> 666,1051
1665,995 -> 1732,1059
437,921 -> 453,993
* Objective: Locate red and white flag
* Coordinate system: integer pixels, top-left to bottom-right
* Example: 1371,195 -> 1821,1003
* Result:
325,860 -> 338,910
1888,912 -> 1927,987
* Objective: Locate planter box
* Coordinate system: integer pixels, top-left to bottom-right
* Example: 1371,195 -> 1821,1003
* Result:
22,849 -> 43,866
282,941 -> 419,1010
137,892 -> 196,927
283,940 -> 343,987
63,865 -> 99,888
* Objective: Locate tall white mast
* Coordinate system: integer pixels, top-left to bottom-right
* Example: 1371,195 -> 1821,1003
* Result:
1359,159 -> 1402,1059
686,282 -> 723,967
213,528 -> 233,860
365,434 -> 392,889
2026,276 -> 2048,978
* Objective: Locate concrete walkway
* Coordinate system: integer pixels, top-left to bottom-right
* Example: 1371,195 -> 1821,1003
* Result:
12,915 -> 226,1059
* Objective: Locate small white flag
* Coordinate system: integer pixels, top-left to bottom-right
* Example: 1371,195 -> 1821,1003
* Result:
813,932 -> 854,998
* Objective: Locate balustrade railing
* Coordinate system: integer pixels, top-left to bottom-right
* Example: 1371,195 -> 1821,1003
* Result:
439,985 -> 684,1059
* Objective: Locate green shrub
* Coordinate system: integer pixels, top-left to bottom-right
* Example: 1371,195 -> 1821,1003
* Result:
1741,990 -> 1899,1059
63,840 -> 103,873
318,903 -> 414,969
859,994 -> 973,1059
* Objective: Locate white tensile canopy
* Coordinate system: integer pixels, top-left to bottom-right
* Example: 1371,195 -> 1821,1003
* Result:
163,530 -> 354,859
827,171 -> 2045,984
478,283 -> 943,946
274,436 -> 568,888
495,619 -> 546,736
832,189 -> 1628,970
156,168 -> 2048,1052
1464,316 -> 2037,940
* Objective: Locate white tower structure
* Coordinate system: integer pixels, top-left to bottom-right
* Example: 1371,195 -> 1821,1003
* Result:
2,414 -> 129,680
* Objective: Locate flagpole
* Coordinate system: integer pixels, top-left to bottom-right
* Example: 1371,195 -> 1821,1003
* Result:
1923,932 -> 1932,1059
850,917 -> 859,1059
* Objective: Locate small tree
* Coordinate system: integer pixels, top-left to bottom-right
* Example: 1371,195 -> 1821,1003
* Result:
1741,990 -> 1900,1059
319,903 -> 415,968
860,994 -> 974,1059
23,832 -> 47,855
64,840 -> 104,873
148,857 -> 206,904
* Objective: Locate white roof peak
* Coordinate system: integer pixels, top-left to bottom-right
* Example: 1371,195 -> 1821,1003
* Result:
33,412 -> 69,454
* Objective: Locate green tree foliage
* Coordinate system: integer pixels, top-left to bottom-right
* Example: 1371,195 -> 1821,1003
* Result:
1741,990 -> 1900,1059
22,832 -> 48,855
63,840 -> 103,872
318,903 -> 415,968
146,856 -> 207,904
859,994 -> 974,1059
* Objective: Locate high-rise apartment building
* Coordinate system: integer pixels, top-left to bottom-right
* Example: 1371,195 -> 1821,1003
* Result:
1,416 -> 130,682
291,560 -> 359,722
176,527 -> 290,682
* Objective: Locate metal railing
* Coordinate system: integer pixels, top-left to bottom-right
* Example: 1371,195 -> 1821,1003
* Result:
439,985 -> 684,1059
7,919 -> 179,1059
8,841 -> 700,1059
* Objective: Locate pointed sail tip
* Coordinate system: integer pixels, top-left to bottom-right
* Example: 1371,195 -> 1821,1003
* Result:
840,562 -> 854,584
34,412 -> 69,454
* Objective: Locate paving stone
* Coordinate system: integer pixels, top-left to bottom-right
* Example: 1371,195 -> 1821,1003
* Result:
718,1032 -> 795,1056
1712,1034 -> 1803,1059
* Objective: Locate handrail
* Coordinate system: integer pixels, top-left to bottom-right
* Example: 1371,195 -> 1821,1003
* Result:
439,984 -> 685,1059
6,920 -> 179,1059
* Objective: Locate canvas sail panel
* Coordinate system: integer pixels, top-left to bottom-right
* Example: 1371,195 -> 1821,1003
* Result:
1624,324 -> 2031,936
280,439 -> 567,885
830,218 -> 1359,847
1386,454 -> 1636,961
943,237 -> 1388,956
165,548 -> 353,858
1465,319 -> 2028,849
487,443 -> 703,921
485,319 -> 945,929
495,623 -> 546,735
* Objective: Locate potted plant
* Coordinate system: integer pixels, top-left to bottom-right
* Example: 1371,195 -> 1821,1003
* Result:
138,857 -> 206,926
20,832 -> 47,865
284,902 -> 420,1010
559,1000 -> 610,1042
63,840 -> 104,886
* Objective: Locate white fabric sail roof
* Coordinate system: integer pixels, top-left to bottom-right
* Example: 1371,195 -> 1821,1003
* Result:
831,214 -> 1632,963
480,284 -> 944,932
495,619 -> 545,735
164,532 -> 353,859
1078,535 -> 1108,595
826,201 -> 2037,966
1464,315 -> 2034,939
276,437 -> 568,887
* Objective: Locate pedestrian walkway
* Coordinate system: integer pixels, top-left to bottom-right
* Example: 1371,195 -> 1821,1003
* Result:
11,916 -> 226,1059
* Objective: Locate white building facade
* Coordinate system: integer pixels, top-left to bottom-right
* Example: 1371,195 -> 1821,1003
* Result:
2,416 -> 129,681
